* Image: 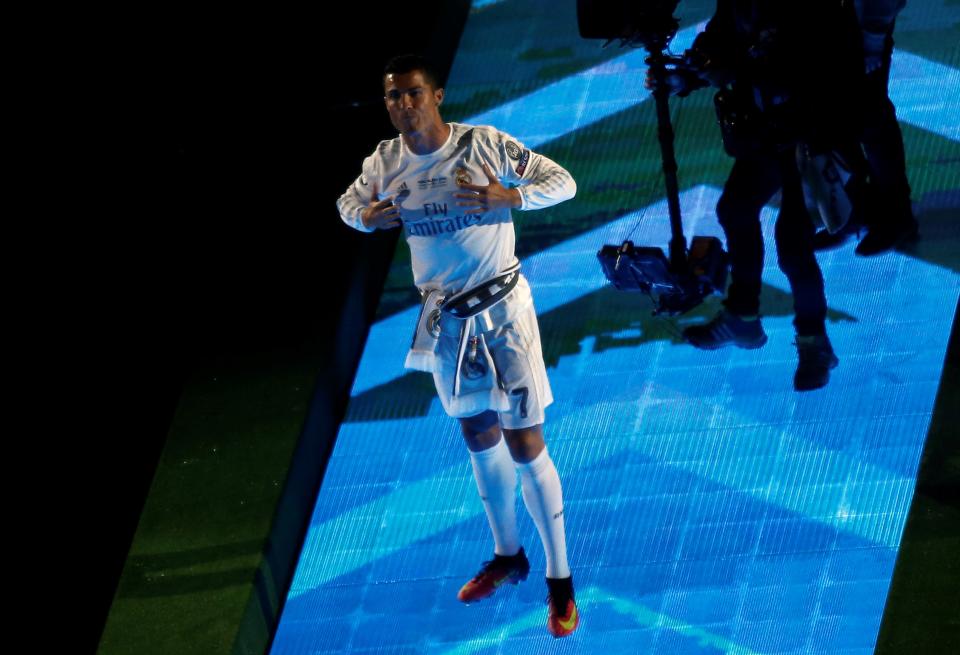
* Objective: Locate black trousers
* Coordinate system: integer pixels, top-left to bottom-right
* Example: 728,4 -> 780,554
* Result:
862,25 -> 913,222
716,149 -> 828,336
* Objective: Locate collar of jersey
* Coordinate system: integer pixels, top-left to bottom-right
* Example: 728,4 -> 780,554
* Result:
401,122 -> 456,159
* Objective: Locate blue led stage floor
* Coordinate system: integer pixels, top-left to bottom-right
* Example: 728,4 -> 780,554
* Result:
274,2 -> 960,653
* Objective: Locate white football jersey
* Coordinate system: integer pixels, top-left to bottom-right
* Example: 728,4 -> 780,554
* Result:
337,122 -> 576,294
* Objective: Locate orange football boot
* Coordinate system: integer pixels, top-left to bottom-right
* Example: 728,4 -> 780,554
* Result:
457,548 -> 529,603
546,576 -> 579,638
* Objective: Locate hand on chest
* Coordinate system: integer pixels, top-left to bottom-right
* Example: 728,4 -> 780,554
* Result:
387,156 -> 491,224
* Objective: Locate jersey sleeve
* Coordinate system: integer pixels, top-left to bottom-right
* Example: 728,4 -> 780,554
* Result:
336,154 -> 379,233
492,129 -> 577,211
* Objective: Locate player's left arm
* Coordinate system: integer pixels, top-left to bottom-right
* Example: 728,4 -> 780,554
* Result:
454,129 -> 576,214
495,131 -> 576,210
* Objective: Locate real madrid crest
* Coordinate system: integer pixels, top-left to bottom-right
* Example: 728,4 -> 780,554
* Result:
462,336 -> 487,379
455,167 -> 472,186
427,308 -> 442,338
463,358 -> 487,380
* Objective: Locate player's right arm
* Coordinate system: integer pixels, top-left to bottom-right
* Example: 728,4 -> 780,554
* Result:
336,156 -> 401,232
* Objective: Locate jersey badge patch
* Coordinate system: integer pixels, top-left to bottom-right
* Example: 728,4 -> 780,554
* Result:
515,149 -> 530,176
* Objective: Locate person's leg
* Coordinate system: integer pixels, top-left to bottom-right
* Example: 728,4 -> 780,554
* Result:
775,153 -> 828,337
857,23 -> 918,255
774,151 -> 839,391
718,154 -> 780,317
493,306 -> 577,637
684,153 -> 778,349
460,411 -> 520,557
502,424 -> 569,581
490,309 -> 568,581
456,411 -> 529,603
503,422 -> 576,638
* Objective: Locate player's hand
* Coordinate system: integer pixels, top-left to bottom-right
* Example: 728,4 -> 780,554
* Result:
454,162 -> 521,214
360,184 -> 402,230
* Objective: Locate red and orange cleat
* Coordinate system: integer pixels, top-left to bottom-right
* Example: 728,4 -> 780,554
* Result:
457,548 -> 530,603
546,576 -> 579,638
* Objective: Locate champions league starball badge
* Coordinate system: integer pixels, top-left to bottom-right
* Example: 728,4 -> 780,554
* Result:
505,141 -> 522,160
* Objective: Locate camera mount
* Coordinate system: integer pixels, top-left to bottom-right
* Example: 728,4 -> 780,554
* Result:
578,0 -> 727,315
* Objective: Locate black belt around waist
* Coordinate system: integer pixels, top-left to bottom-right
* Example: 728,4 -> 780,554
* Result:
442,264 -> 521,320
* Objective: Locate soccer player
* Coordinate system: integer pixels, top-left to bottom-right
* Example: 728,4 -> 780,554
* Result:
337,54 -> 579,638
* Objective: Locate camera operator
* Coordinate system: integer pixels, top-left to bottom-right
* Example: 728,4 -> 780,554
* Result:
648,0 -> 865,391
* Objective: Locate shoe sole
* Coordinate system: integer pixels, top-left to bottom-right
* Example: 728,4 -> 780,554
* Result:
855,227 -> 919,257
458,570 -> 529,604
794,356 -> 839,392
685,334 -> 768,351
549,625 -> 579,638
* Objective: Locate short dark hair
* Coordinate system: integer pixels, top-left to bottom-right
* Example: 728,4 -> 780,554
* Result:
383,54 -> 441,89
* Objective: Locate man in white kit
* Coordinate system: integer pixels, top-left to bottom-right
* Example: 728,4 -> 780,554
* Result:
337,54 -> 579,638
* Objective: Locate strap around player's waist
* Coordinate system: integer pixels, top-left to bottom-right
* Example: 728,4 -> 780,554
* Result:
441,262 -> 521,320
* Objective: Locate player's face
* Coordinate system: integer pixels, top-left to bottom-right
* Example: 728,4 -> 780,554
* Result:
384,70 -> 444,135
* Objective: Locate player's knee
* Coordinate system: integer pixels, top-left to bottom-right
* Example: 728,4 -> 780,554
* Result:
460,411 -> 501,451
503,425 -> 545,463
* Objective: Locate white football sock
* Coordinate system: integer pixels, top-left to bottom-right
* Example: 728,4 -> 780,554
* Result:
469,437 -> 521,557
517,447 -> 570,579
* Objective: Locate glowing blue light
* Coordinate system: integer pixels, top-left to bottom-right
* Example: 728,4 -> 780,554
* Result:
289,187 -> 957,598
274,2 -> 960,651
891,51 -> 960,141
463,25 -> 702,148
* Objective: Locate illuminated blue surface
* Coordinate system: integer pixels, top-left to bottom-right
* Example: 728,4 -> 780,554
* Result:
274,1 -> 960,653
890,51 -> 960,141
465,24 -> 702,148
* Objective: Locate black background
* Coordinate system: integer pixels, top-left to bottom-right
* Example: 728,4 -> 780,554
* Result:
66,3 -> 468,650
